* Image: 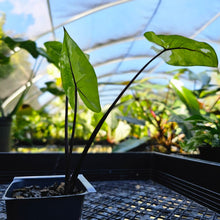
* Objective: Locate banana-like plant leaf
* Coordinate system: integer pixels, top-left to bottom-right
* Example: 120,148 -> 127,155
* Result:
144,32 -> 218,67
113,137 -> 150,153
170,79 -> 200,115
3,36 -> 39,58
60,28 -> 101,113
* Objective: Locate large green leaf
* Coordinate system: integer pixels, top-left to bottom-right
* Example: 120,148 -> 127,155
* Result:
60,28 -> 101,113
144,32 -> 218,67
170,79 -> 200,115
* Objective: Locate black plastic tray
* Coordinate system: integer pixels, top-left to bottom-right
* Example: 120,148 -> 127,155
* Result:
0,152 -> 219,213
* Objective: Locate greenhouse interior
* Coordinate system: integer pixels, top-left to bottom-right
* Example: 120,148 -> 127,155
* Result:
0,0 -> 220,219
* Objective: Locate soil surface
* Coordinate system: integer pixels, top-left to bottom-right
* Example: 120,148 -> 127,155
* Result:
12,182 -> 83,199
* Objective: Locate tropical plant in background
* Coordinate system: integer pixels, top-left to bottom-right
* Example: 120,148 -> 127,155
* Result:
169,69 -> 220,152
12,103 -> 110,149
181,114 -> 220,151
12,105 -> 64,147
113,82 -> 184,153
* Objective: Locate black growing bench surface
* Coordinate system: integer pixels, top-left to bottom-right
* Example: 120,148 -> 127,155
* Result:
0,152 -> 220,218
83,180 -> 220,219
1,180 -> 220,219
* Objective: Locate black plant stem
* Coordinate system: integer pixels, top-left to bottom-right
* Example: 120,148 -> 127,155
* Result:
64,96 -> 70,193
69,87 -> 77,155
69,49 -> 167,190
66,85 -> 78,193
64,29 -> 79,193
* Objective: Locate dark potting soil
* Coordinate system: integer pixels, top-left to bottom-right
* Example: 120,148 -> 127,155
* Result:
12,182 -> 84,199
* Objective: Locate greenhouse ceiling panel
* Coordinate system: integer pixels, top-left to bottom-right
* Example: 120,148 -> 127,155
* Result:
0,0 -> 220,107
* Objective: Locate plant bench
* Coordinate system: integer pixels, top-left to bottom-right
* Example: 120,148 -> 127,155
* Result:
0,152 -> 219,218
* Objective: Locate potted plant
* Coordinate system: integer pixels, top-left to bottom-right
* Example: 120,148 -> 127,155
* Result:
0,28 -> 45,152
112,88 -> 183,153
169,74 -> 220,162
0,16 -> 13,152
180,114 -> 220,162
3,29 -> 218,220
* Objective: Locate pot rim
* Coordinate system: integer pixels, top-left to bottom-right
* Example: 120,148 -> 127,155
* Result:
2,174 -> 96,201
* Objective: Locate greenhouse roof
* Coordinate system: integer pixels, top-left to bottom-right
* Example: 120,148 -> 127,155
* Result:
1,0 -> 220,110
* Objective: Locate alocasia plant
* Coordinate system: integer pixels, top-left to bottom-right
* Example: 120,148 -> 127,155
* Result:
60,28 -> 101,192
45,29 -> 218,194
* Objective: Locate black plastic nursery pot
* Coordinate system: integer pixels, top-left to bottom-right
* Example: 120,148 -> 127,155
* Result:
2,174 -> 96,220
198,145 -> 220,163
